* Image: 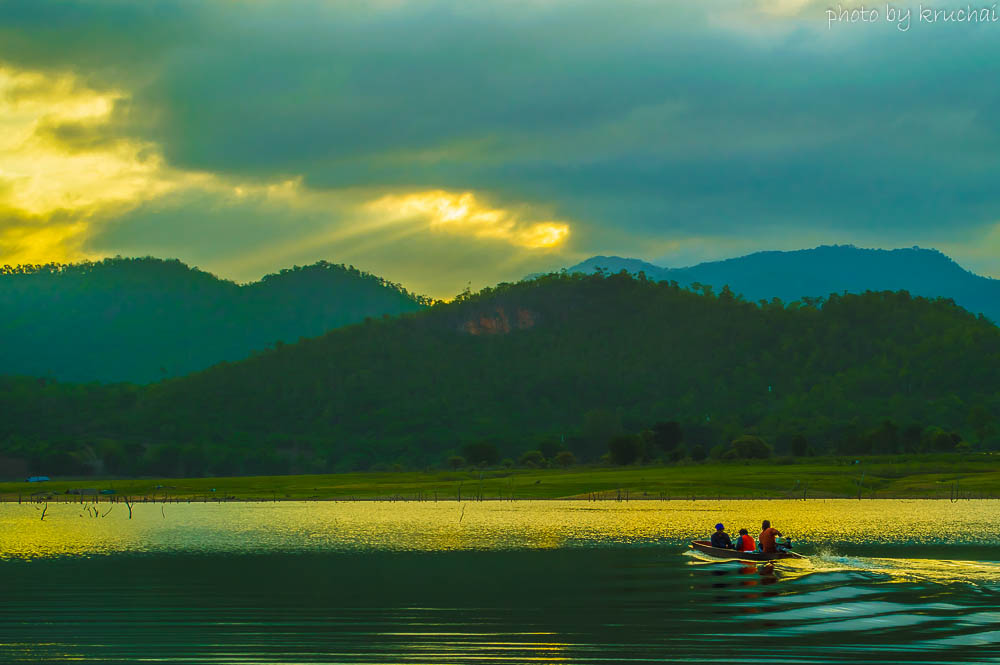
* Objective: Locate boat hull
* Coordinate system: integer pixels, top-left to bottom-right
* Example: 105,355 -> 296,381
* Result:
689,540 -> 802,561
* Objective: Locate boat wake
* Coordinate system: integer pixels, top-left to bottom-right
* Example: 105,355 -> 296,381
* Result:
803,549 -> 1000,587
683,546 -> 1000,588
688,547 -> 1000,655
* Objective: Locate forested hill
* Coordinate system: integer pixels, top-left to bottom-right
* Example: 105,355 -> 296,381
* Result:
1,271 -> 998,478
564,246 -> 1000,323
0,258 -> 429,383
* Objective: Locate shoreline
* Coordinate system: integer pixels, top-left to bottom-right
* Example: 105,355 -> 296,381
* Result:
3,493 -> 998,503
2,454 -> 997,503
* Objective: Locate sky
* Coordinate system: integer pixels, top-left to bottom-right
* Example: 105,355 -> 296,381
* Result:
1,0 -> 999,298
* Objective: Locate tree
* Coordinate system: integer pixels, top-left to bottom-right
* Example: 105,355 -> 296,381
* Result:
637,429 -> 655,463
790,434 -> 809,457
730,435 -> 772,459
968,405 -> 996,444
554,451 -> 577,467
462,441 -> 500,466
608,434 -> 642,465
538,437 -> 564,461
583,409 -> 623,442
519,450 -> 546,467
447,455 -> 466,470
690,443 -> 707,461
683,423 -> 719,458
652,421 -> 683,451
865,420 -> 899,454
900,423 -> 923,453
923,428 -> 960,452
834,425 -> 870,455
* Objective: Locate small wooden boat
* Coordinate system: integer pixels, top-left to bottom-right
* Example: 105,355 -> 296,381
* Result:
690,540 -> 805,561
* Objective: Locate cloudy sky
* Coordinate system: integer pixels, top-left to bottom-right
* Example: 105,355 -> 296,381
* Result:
1,0 -> 999,297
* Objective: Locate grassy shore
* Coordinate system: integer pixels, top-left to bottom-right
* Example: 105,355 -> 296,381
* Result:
2,453 -> 998,502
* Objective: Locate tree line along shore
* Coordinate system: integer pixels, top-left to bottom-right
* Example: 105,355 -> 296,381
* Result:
2,454 -> 997,503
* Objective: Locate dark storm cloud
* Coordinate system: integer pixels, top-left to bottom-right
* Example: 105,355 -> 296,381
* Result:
2,0 -> 1000,273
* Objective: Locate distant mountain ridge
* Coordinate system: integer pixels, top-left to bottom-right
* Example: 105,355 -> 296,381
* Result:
0,258 -> 429,383
561,246 -> 999,323
2,270 -> 997,476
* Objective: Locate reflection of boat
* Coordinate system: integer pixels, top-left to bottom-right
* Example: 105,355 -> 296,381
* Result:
690,540 -> 805,561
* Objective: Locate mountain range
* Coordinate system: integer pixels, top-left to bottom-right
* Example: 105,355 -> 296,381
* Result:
1,245 -> 996,386
559,245 -> 999,323
0,258 -> 428,383
2,269 -> 997,477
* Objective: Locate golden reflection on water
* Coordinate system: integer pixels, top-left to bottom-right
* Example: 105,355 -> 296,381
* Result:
1,499 -> 997,567
804,553 -> 1000,585
381,633 -> 570,664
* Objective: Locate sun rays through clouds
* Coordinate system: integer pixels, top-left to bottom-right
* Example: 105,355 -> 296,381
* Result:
366,191 -> 569,250
0,64 -> 573,294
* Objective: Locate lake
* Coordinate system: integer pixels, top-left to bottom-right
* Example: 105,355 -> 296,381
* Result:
1,500 -> 997,663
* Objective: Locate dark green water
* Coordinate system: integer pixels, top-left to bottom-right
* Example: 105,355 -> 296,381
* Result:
1,546 -> 997,664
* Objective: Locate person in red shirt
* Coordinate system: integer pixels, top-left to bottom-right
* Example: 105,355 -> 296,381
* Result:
758,520 -> 783,553
734,528 -> 755,552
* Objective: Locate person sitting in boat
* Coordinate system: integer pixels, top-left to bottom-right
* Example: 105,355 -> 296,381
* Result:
734,528 -> 755,552
776,535 -> 794,553
758,520 -> 783,553
710,523 -> 733,549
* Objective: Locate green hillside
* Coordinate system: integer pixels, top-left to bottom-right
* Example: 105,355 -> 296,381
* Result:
0,258 -> 429,383
1,271 -> 998,478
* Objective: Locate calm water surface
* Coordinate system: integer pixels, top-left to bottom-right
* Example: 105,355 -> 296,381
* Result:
1,500 -> 997,663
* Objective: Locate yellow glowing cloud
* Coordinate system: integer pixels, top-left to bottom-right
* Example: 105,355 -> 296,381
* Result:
755,0 -> 821,16
937,222 -> 1000,280
366,190 -> 569,249
0,66 -> 287,265
0,65 -> 571,280
0,214 -> 90,266
0,68 -> 172,219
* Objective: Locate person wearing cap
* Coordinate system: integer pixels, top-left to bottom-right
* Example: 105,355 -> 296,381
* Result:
710,523 -> 733,549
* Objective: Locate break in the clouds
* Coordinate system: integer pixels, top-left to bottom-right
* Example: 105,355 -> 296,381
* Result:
1,0 -> 999,297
